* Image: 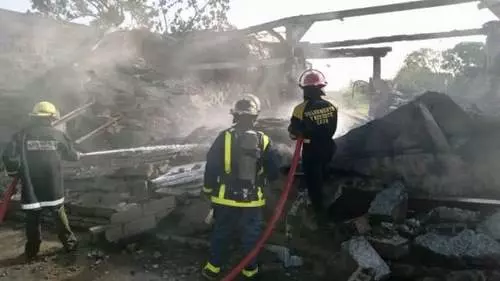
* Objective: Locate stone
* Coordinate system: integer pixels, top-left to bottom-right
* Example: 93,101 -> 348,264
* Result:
105,225 -> 124,242
425,223 -> 468,236
368,181 -> 408,222
123,214 -> 157,237
477,211 -> 500,240
428,207 -> 480,223
176,198 -> 212,235
367,233 -> 410,260
415,229 -> 500,265
110,204 -> 142,224
445,271 -> 486,281
341,236 -> 391,280
154,207 -> 175,223
142,196 -> 176,215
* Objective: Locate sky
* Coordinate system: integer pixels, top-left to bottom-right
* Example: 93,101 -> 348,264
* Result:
0,0 -> 497,90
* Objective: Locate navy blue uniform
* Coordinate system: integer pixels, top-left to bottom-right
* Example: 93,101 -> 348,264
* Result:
288,97 -> 337,217
202,127 -> 280,278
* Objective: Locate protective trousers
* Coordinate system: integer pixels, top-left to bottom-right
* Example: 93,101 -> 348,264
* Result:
302,142 -> 334,219
24,205 -> 77,258
207,205 -> 262,276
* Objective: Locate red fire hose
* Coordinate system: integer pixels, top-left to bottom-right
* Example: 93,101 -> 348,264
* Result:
221,139 -> 303,281
0,178 -> 18,223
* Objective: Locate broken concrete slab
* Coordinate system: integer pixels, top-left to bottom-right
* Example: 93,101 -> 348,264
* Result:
415,229 -> 500,265
175,198 -> 212,236
341,236 -> 391,280
368,181 -> 408,222
367,233 -> 410,260
477,211 -> 500,240
428,207 -> 480,224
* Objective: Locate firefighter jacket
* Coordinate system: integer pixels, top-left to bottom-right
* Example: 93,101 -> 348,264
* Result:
288,97 -> 338,149
2,119 -> 80,210
202,127 -> 280,208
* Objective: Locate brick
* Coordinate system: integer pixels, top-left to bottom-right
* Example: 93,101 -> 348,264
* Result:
123,215 -> 157,237
105,225 -> 125,242
155,207 -> 175,223
142,196 -> 176,215
110,205 -> 142,224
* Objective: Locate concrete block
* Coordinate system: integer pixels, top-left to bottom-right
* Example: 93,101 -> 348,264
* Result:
142,196 -> 176,215
105,225 -> 125,242
155,207 -> 175,223
367,234 -> 410,260
341,237 -> 391,280
130,180 -> 150,200
110,204 -> 142,224
123,214 -> 157,237
369,181 -> 408,222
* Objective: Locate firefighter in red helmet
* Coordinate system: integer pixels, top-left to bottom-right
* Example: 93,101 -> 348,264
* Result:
288,69 -> 338,226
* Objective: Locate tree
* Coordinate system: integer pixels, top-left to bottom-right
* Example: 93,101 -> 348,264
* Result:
393,48 -> 450,94
441,42 -> 486,77
393,42 -> 486,98
30,0 -> 231,33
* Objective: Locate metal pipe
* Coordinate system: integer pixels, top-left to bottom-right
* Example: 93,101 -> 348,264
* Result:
74,116 -> 121,145
52,100 -> 95,127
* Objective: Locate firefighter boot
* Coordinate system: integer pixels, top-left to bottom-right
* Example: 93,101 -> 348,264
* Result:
201,262 -> 220,280
241,266 -> 260,280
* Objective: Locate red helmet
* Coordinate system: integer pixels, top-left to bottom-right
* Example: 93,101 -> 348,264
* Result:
298,69 -> 327,88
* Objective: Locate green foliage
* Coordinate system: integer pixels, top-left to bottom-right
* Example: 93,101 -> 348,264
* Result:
393,42 -> 486,96
441,42 -> 486,77
30,0 -> 231,33
339,80 -> 370,113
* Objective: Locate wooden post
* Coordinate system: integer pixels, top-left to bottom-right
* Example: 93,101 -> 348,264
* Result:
373,56 -> 382,81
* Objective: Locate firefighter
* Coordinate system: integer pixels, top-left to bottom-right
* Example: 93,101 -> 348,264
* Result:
2,101 -> 80,260
201,96 -> 280,280
288,69 -> 338,226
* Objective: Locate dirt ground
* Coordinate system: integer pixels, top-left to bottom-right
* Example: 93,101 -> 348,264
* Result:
0,222 -> 311,281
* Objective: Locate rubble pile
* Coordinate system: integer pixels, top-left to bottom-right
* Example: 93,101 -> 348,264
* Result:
312,181 -> 500,281
331,91 -> 500,198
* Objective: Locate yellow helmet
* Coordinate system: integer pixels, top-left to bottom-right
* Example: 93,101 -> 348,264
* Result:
30,101 -> 60,119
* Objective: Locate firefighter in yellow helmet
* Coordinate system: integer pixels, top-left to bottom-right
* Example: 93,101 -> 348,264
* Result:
201,96 -> 280,280
2,101 -> 80,261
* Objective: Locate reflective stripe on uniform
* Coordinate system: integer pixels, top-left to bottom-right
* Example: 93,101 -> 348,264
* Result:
258,132 -> 269,175
224,131 -> 232,174
203,262 -> 220,274
21,197 -> 64,210
211,130 -> 267,208
292,101 -> 308,120
242,267 -> 259,277
202,186 -> 212,193
26,140 -> 58,151
211,196 -> 265,207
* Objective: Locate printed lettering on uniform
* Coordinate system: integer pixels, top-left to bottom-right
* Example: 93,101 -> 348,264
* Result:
305,106 -> 336,125
26,140 -> 58,151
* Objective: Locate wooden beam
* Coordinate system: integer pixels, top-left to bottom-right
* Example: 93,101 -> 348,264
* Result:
307,47 -> 392,59
189,47 -> 392,70
238,0 -> 478,35
314,28 -> 485,48
285,21 -> 314,43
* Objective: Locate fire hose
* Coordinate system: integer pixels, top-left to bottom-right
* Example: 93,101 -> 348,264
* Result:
221,138 -> 303,281
0,178 -> 18,223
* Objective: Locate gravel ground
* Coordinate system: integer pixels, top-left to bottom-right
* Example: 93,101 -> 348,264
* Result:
0,223 -> 313,281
